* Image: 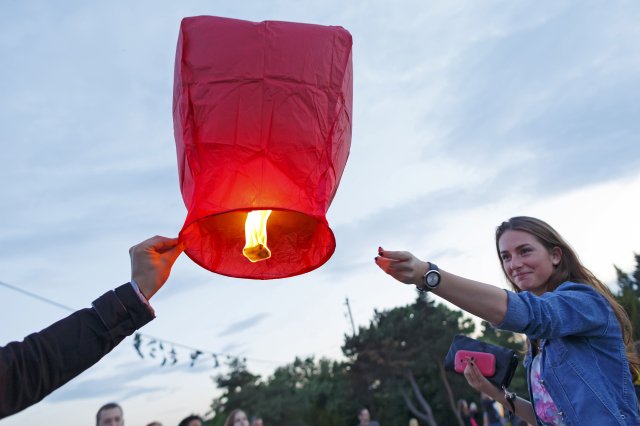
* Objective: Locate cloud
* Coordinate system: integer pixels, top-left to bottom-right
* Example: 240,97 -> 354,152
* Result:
45,355 -> 223,404
218,342 -> 246,355
45,364 -> 167,403
217,313 -> 270,337
420,4 -> 640,197
328,184 -> 500,265
47,381 -> 163,403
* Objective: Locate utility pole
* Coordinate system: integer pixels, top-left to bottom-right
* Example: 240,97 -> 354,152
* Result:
344,297 -> 356,337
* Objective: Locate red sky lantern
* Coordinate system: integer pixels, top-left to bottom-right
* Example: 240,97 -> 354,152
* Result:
173,16 -> 353,279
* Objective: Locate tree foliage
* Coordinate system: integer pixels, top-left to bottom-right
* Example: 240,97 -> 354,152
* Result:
342,293 -> 475,425
614,254 -> 640,341
209,357 -> 354,426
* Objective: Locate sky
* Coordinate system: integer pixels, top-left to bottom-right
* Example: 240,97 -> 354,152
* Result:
1,0 -> 640,425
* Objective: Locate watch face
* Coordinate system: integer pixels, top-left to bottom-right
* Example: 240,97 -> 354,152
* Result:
426,271 -> 440,287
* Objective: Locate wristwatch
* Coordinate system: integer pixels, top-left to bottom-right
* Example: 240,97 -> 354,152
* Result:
419,262 -> 441,292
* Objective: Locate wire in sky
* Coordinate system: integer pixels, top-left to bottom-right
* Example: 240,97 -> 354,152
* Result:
0,280 -> 75,312
0,279 -> 282,366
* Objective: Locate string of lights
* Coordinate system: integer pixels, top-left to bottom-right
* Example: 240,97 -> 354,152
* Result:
0,279 -> 282,368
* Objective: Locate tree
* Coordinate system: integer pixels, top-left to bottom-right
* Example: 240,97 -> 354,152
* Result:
209,357 -> 354,426
210,358 -> 263,425
614,254 -> 640,340
342,293 -> 476,425
294,358 -> 354,425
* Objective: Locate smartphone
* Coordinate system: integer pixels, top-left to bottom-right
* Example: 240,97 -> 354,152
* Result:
454,350 -> 496,377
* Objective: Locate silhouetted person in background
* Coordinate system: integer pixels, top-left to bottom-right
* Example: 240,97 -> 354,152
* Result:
357,408 -> 380,426
178,414 -> 204,426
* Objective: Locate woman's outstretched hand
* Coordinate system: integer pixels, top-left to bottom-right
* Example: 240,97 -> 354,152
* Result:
374,248 -> 429,286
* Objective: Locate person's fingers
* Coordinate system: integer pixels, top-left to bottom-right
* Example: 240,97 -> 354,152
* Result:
374,256 -> 401,270
164,243 -> 184,264
147,236 -> 181,252
470,361 -> 482,377
130,236 -> 181,258
463,360 -> 474,379
464,360 -> 482,383
376,249 -> 412,261
375,256 -> 414,276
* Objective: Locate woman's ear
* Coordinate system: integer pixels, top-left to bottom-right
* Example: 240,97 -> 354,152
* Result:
551,246 -> 562,266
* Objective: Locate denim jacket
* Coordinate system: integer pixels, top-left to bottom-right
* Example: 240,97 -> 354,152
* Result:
496,281 -> 640,425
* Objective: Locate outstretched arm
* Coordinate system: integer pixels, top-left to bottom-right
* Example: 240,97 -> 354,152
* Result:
375,249 -> 508,324
0,236 -> 183,419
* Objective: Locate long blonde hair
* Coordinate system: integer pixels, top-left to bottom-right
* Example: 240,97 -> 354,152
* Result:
495,216 -> 639,381
224,409 -> 246,426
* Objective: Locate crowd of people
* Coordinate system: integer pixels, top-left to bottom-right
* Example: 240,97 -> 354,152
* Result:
457,394 -> 534,426
92,397 -> 544,426
94,399 -> 535,426
96,403 -> 264,426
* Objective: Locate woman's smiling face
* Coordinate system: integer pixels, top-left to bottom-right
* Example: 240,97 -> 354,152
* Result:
498,229 -> 561,295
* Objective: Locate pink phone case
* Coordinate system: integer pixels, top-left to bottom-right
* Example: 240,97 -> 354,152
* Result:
454,350 -> 496,377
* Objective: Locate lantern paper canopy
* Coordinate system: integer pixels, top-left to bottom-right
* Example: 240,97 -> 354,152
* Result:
173,16 -> 353,279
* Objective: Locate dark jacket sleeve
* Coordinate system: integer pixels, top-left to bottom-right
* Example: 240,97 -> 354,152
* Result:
0,283 -> 155,418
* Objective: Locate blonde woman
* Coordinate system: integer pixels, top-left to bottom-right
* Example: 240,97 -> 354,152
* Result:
224,409 -> 249,426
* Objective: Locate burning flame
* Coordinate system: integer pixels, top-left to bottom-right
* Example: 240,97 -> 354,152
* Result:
242,210 -> 272,262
